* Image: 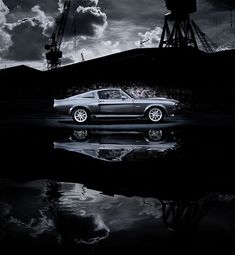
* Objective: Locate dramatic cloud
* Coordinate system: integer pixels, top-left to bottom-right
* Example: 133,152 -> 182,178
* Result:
0,0 -> 11,53
1,0 -> 107,62
135,26 -> 162,48
0,0 -> 8,25
3,5 -> 53,60
65,6 -> 107,38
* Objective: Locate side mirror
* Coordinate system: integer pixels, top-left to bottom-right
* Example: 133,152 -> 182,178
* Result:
121,95 -> 126,100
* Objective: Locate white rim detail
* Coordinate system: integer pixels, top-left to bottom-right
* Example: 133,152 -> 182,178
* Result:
148,129 -> 163,141
74,109 -> 88,123
148,108 -> 163,122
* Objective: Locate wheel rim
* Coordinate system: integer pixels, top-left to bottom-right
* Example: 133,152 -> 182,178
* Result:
148,108 -> 163,122
73,130 -> 88,140
148,129 -> 163,141
74,109 -> 88,123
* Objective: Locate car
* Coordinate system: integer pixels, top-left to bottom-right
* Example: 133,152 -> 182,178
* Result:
53,88 -> 180,124
53,129 -> 178,162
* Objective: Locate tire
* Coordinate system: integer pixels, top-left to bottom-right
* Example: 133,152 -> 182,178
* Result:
72,108 -> 89,124
147,107 -> 164,123
146,129 -> 163,141
72,130 -> 89,141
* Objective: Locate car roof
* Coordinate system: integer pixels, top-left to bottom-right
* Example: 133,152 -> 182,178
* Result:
92,88 -> 122,93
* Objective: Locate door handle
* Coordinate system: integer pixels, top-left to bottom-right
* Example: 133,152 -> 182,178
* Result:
99,100 -> 105,102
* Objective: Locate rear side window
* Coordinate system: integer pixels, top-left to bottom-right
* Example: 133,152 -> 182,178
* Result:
81,92 -> 95,98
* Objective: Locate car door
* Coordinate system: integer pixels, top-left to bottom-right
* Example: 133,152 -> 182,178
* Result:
98,90 -> 133,114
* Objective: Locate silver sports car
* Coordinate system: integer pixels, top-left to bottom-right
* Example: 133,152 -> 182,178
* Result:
54,88 -> 180,123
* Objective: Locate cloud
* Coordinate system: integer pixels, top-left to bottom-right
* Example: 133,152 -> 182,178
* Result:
65,6 -> 107,38
71,40 -> 121,62
3,0 -> 100,14
1,0 -> 107,62
135,26 -> 162,48
0,0 -> 11,53
72,20 -> 152,62
72,0 -> 99,8
59,38 -> 121,64
0,0 -> 9,26
3,0 -> 59,13
2,5 -> 53,61
99,0 -> 164,23
57,0 -> 99,14
100,40 -> 120,53
205,0 -> 235,9
0,30 -> 11,53
62,54 -> 76,65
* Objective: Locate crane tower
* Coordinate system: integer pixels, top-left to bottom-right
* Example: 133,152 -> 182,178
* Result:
159,0 -> 218,52
159,0 -> 198,49
45,0 -> 71,70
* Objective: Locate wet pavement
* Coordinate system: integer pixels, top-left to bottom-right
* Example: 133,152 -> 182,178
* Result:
2,113 -> 190,129
0,179 -> 235,255
1,112 -> 235,254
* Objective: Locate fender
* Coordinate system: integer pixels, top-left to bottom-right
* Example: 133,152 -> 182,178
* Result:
144,104 -> 168,116
69,105 -> 91,115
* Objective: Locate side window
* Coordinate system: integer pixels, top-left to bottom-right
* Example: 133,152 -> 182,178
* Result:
98,91 -> 107,99
109,90 -> 121,99
81,92 -> 94,98
98,90 -> 121,99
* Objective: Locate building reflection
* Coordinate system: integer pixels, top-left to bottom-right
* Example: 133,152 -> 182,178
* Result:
160,198 -> 208,231
160,196 -> 210,254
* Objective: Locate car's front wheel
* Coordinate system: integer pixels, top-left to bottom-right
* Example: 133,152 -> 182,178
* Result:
147,107 -> 164,123
72,108 -> 89,124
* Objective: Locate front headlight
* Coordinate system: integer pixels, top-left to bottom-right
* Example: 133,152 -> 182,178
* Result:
173,102 -> 181,110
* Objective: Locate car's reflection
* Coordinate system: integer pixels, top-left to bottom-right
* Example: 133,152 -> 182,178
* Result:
53,129 -> 179,162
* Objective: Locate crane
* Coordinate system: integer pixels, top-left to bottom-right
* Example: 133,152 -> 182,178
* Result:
140,38 -> 150,48
45,0 -> 72,70
191,20 -> 218,53
159,0 -> 218,53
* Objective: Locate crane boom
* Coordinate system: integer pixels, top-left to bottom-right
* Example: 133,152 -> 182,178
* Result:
191,20 -> 218,53
45,0 -> 72,70
54,0 -> 71,49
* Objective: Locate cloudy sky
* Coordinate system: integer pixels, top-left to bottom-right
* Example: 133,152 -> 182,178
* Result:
0,0 -> 234,69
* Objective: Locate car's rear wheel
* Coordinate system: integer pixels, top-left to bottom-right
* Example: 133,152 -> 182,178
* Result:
72,108 -> 89,124
147,107 -> 164,122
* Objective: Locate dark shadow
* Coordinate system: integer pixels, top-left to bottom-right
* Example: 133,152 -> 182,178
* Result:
160,196 -> 210,255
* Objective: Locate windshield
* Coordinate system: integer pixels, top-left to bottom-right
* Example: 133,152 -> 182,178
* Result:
123,89 -> 136,99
